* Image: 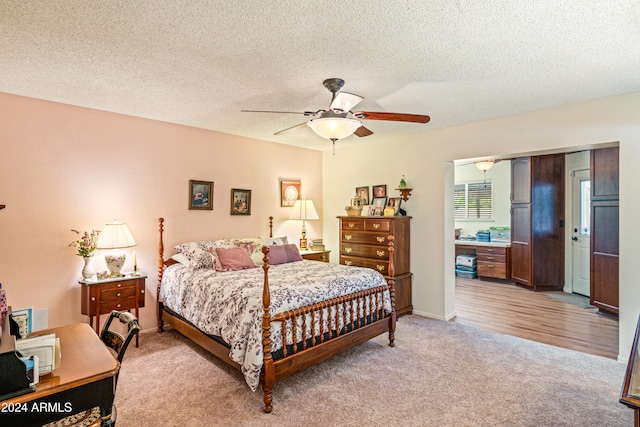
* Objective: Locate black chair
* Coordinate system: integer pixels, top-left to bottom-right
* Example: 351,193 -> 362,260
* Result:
44,311 -> 140,427
100,310 -> 141,364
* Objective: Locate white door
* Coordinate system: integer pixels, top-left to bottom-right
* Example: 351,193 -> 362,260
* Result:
572,169 -> 591,296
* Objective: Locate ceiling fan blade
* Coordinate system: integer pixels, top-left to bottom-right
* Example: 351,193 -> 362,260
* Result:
330,92 -> 364,113
241,109 -> 320,116
274,122 -> 308,136
353,111 -> 431,124
354,126 -> 373,137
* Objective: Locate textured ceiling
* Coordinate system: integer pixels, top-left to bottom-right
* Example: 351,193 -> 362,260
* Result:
1,1 -> 639,151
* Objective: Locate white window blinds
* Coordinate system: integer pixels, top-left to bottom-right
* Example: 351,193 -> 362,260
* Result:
454,181 -> 493,220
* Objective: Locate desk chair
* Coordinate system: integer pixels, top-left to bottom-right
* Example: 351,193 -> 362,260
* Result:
44,311 -> 140,427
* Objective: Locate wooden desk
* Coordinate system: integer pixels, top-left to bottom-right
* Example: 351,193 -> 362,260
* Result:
0,323 -> 119,427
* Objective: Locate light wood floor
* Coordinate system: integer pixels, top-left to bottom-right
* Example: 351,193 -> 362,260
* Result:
452,277 -> 619,359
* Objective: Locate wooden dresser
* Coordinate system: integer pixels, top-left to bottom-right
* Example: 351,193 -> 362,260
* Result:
338,216 -> 412,316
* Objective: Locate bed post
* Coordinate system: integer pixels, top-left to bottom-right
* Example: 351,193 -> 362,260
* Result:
260,245 -> 275,413
386,235 -> 397,347
269,215 -> 273,238
157,217 -> 165,333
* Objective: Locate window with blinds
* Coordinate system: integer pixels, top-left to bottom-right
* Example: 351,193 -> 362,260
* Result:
454,181 -> 493,220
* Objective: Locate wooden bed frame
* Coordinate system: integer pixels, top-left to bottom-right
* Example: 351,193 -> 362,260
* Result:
156,217 -> 396,412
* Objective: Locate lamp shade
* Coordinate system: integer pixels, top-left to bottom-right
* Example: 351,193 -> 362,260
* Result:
289,199 -> 319,221
474,160 -> 495,172
97,221 -> 136,249
307,117 -> 361,140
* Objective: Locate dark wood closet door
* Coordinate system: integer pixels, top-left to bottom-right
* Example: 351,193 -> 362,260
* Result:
511,157 -> 531,204
590,146 -> 619,315
511,203 -> 531,285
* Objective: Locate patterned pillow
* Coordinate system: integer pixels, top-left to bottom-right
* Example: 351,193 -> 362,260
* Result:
232,237 -> 265,266
174,242 -> 212,270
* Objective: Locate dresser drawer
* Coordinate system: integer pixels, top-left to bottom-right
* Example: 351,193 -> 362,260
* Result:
341,244 -> 390,260
364,219 -> 390,232
341,256 -> 389,275
341,219 -> 364,231
477,261 -> 507,279
476,253 -> 506,263
476,246 -> 507,255
341,231 -> 390,246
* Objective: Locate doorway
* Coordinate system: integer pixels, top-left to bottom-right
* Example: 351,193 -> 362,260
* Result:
571,169 -> 591,296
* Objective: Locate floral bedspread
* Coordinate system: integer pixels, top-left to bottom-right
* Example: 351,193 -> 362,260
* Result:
160,260 -> 391,391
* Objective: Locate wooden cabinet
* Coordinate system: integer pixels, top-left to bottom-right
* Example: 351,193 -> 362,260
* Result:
338,216 -> 412,316
300,250 -> 330,263
510,154 -> 565,291
590,146 -> 619,315
476,246 -> 511,280
81,274 -> 146,345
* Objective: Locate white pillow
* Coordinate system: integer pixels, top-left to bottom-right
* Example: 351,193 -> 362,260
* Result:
170,253 -> 190,266
263,236 -> 288,246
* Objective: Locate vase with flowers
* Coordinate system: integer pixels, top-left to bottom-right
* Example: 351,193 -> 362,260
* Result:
69,229 -> 101,279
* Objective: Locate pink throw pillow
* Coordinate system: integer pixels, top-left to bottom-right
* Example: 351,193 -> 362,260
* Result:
267,244 -> 303,265
215,247 -> 256,271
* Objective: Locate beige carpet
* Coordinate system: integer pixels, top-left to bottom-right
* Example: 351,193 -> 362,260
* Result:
114,315 -> 632,426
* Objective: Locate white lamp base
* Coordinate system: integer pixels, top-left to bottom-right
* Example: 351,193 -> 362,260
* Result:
104,251 -> 126,277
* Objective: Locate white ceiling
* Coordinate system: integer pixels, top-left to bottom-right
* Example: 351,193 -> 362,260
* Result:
2,1 -> 639,151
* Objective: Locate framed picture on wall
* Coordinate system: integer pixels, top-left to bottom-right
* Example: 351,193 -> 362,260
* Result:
281,180 -> 301,207
355,186 -> 370,205
372,184 -> 387,198
189,180 -> 213,210
231,189 -> 251,215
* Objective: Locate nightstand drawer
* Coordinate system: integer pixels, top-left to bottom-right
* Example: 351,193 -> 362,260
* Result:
100,286 -> 136,301
100,296 -> 136,313
301,251 -> 330,262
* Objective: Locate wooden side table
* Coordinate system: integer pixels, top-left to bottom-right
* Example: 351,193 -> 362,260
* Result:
300,250 -> 330,263
80,273 -> 146,346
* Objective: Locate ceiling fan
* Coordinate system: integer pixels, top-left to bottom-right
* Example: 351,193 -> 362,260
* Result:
241,78 -> 431,152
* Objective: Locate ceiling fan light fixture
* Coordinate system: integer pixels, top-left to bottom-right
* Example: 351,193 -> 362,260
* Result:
330,92 -> 364,114
307,117 -> 362,140
475,160 -> 495,172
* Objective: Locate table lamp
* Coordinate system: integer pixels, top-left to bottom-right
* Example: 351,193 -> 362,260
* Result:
289,199 -> 319,250
97,220 -> 136,277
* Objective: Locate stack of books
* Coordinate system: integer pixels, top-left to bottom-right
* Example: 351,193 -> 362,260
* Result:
309,238 -> 325,251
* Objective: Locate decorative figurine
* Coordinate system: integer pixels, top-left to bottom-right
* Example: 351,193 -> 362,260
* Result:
399,175 -> 407,189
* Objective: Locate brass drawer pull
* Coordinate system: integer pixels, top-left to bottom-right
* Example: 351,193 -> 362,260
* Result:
345,260 -> 353,266
373,223 -> 381,229
377,250 -> 386,258
487,264 -> 494,268
486,257 -> 495,260
376,236 -> 386,243
91,297 -> 95,302
117,283 -> 122,288
141,289 -> 145,294
116,292 -> 122,297
345,247 -> 352,254
116,303 -> 122,308
345,234 -> 352,240
486,249 -> 495,252
376,265 -> 385,271
348,222 -> 355,228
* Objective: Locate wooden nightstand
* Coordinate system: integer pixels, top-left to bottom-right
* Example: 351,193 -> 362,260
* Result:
300,250 -> 331,263
80,273 -> 146,346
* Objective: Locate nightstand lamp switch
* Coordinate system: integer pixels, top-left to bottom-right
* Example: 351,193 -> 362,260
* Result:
97,220 -> 136,277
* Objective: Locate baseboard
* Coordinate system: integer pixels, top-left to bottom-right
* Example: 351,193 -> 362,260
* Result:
410,309 -> 455,321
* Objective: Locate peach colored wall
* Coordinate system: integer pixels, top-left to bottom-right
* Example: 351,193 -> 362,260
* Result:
0,92 -> 322,331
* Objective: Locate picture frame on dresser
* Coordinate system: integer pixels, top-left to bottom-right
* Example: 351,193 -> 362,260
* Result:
372,184 -> 386,198
355,186 -> 369,205
386,197 -> 402,215
371,197 -> 387,215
